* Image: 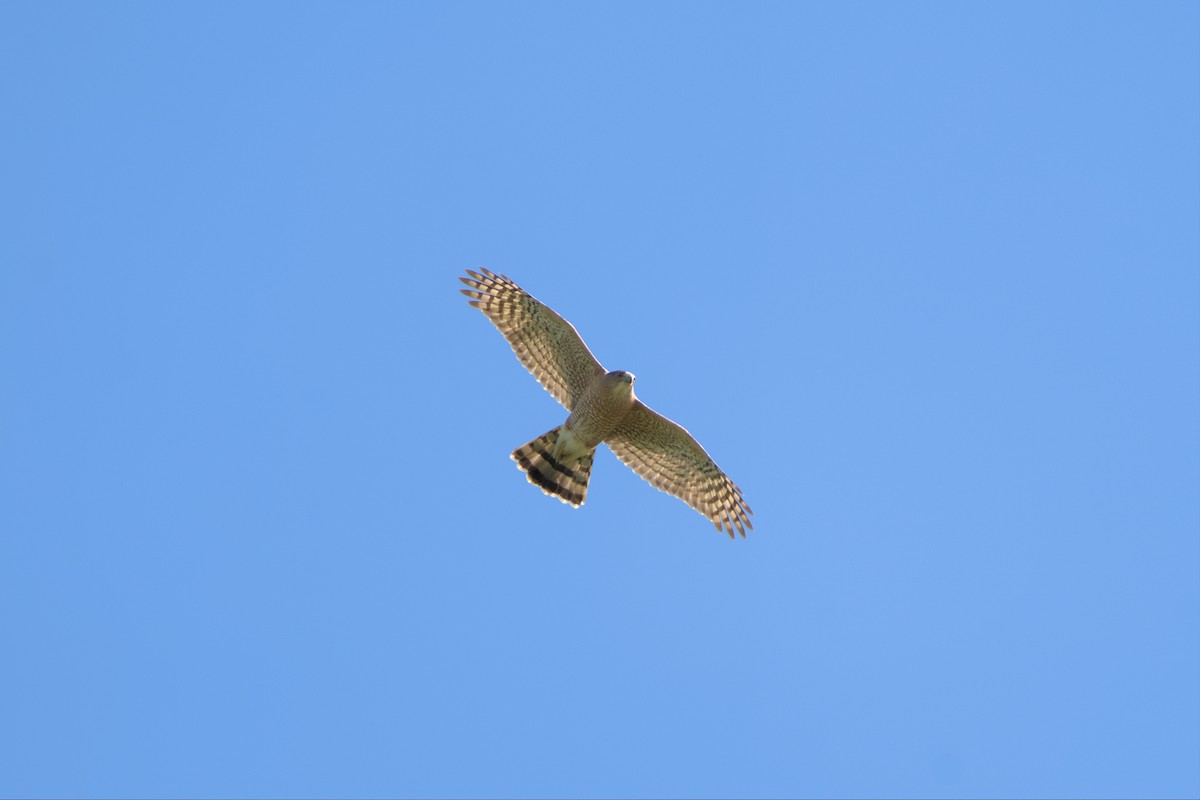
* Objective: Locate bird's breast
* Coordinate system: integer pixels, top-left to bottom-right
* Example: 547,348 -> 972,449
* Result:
565,381 -> 635,449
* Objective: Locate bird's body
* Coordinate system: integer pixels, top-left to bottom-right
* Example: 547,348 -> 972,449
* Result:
511,370 -> 636,508
560,370 -> 637,456
459,268 -> 753,538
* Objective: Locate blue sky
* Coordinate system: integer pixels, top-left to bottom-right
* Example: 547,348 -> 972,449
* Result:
1,2 -> 1197,798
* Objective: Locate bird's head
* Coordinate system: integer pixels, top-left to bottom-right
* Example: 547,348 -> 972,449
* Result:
605,370 -> 637,398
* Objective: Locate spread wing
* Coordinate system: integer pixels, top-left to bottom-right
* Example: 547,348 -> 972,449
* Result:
607,400 -> 754,538
459,269 -> 605,410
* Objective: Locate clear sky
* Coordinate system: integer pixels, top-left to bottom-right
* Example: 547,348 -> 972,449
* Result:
1,2 -> 1197,798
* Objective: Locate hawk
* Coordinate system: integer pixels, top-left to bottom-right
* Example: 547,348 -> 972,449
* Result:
459,268 -> 754,538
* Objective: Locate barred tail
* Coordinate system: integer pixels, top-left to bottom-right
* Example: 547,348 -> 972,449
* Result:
511,428 -> 594,508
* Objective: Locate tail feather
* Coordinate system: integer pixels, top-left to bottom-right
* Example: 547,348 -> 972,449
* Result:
511,428 -> 595,507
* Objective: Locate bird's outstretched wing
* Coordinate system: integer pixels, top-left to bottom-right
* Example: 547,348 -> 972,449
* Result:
460,269 -> 605,410
607,400 -> 754,538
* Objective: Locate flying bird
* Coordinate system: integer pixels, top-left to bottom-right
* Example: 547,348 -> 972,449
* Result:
459,268 -> 753,538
